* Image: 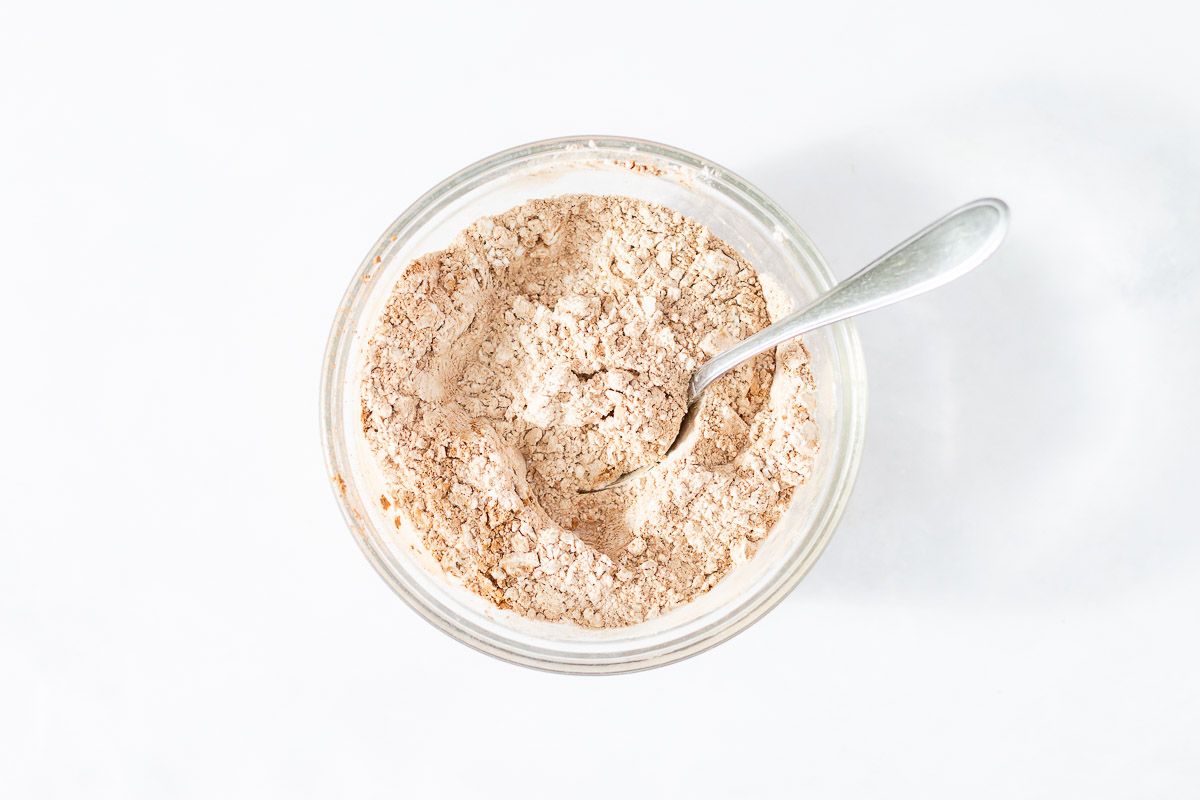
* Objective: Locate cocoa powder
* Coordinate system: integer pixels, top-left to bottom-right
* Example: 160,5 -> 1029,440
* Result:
362,194 -> 819,627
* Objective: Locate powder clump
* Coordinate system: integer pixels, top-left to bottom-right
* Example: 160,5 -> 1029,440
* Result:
362,194 -> 819,627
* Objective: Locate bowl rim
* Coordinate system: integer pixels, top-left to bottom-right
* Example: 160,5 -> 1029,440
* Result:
319,135 -> 868,674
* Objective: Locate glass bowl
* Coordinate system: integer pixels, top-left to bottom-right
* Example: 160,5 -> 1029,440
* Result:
320,136 -> 867,674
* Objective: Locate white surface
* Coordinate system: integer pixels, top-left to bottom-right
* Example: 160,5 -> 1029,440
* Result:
3,1 -> 1198,796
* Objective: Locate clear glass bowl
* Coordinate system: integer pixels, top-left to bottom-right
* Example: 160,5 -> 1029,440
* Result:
320,136 -> 867,673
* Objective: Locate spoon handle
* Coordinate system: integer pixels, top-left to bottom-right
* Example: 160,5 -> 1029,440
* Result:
688,197 -> 1010,402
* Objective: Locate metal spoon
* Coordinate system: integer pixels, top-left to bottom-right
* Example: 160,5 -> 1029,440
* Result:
581,197 -> 1010,493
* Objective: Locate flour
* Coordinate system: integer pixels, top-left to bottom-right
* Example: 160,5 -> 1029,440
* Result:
362,195 -> 819,627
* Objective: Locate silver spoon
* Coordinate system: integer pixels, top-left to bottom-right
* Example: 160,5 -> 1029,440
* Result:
582,197 -> 1010,493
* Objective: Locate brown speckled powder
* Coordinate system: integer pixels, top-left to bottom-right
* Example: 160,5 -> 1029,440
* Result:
362,194 -> 819,627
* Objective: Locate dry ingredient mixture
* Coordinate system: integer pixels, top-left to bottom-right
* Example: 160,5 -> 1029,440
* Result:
362,194 -> 819,627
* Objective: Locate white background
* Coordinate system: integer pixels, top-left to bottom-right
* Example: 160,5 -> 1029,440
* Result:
3,1 -> 1198,796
